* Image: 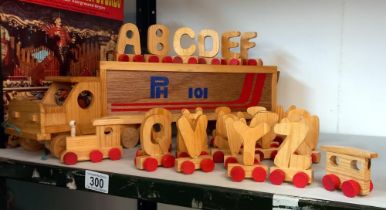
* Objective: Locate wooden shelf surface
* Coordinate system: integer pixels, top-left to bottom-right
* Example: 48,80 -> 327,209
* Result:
0,133 -> 385,210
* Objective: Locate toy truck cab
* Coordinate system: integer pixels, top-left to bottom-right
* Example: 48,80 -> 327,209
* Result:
6,76 -> 102,151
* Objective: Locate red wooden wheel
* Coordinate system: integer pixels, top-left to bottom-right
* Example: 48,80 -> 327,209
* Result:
108,148 -> 122,160
342,180 -> 361,198
269,169 -> 285,185
212,151 -> 224,163
322,174 -> 340,191
230,166 -> 245,182
135,149 -> 143,157
148,55 -> 159,63
256,150 -> 264,161
200,158 -> 215,172
63,152 -> 78,165
162,56 -> 173,63
143,157 -> 158,172
311,153 -> 318,163
133,54 -> 144,62
293,172 -> 309,188
178,152 -> 190,158
188,57 -> 198,64
246,59 -> 257,66
161,154 -> 175,168
254,158 -> 260,164
224,156 -> 238,169
200,151 -> 209,156
252,166 -> 267,182
229,58 -> 240,65
181,160 -> 195,175
270,151 -> 278,159
117,54 -> 129,62
173,56 -> 183,63
89,150 -> 103,163
198,58 -> 207,64
210,138 -> 215,146
370,180 -> 374,192
221,59 -> 227,65
211,58 -> 221,65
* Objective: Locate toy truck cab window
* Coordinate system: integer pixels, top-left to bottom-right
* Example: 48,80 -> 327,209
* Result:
54,85 -> 72,106
77,90 -> 93,109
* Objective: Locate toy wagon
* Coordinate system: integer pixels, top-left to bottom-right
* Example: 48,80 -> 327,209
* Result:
321,145 -> 378,198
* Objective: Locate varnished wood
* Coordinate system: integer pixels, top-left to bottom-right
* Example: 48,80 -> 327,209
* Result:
140,108 -> 172,156
232,121 -> 270,165
221,31 -> 241,59
250,111 -> 279,149
322,145 -> 378,195
198,29 -> 219,58
213,107 -> 232,149
148,24 -> 170,56
100,61 -> 277,73
50,134 -> 68,158
247,106 -> 266,117
177,109 -> 208,158
174,27 -> 196,56
19,138 -> 44,151
116,23 -> 141,56
45,76 -> 100,83
287,108 -> 320,153
273,122 -> 311,170
224,115 -> 246,156
60,124 -> 123,163
274,105 -> 286,121
321,145 -> 378,159
120,125 -> 139,148
240,32 -> 257,59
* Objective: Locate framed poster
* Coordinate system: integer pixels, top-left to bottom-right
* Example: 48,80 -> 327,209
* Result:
0,0 -> 124,147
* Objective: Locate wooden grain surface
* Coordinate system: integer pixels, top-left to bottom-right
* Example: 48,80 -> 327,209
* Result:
100,62 -> 277,116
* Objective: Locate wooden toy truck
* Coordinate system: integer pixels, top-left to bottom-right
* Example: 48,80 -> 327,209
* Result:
6,76 -> 102,155
6,60 -> 278,158
321,145 -> 378,198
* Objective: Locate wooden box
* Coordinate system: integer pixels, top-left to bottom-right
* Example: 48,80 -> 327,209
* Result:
100,61 -> 278,121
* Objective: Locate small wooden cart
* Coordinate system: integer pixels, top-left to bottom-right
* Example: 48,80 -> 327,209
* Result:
60,119 -> 123,165
321,145 -> 378,197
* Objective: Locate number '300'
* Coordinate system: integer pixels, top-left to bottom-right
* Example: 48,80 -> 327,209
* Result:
90,176 -> 104,188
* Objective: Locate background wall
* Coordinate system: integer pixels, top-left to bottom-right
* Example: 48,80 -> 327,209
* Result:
157,0 -> 386,137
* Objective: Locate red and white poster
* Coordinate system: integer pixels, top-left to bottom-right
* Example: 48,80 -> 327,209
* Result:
20,0 -> 124,21
1,0 -> 123,136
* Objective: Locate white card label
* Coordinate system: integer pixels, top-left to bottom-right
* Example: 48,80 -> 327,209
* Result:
85,170 -> 109,194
